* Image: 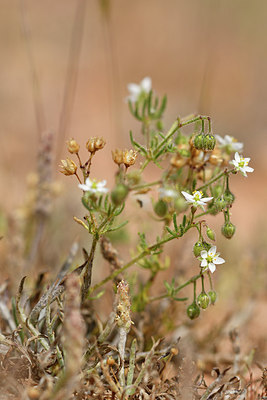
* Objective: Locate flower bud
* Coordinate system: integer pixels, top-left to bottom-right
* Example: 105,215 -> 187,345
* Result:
221,222 -> 236,239
193,241 -> 211,257
126,169 -> 141,185
111,184 -> 129,205
206,227 -> 215,241
209,197 -> 226,215
208,290 -> 217,305
193,133 -> 204,150
197,292 -> 210,309
67,138 -> 80,154
154,199 -> 168,217
202,134 -> 216,151
223,190 -> 235,206
212,184 -> 223,198
187,301 -> 200,320
174,197 -> 187,213
86,137 -> 106,153
59,158 -> 77,175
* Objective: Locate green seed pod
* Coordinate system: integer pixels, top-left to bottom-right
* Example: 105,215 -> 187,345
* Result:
206,227 -> 215,241
212,184 -> 223,198
221,222 -> 236,239
187,302 -> 200,320
223,190 -> 235,206
154,199 -> 168,217
197,292 -> 210,309
209,197 -> 226,215
174,197 -> 187,213
111,184 -> 129,206
202,134 -> 216,151
193,133 -> 204,150
208,290 -> 217,305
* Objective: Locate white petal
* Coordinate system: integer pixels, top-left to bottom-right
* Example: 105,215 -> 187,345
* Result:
141,77 -> 152,92
215,135 -> 225,145
201,259 -> 208,267
201,196 -> 213,203
245,166 -> 254,173
234,152 -> 240,162
213,256 -> 225,265
181,191 -> 193,202
209,263 -> 216,273
208,246 -> 217,256
78,184 -> 90,191
127,83 -> 141,95
200,250 -> 208,258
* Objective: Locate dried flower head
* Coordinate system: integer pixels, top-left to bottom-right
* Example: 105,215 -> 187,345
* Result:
59,158 -> 77,175
67,138 -> 80,154
123,149 -> 137,168
112,149 -> 124,165
86,137 -> 106,153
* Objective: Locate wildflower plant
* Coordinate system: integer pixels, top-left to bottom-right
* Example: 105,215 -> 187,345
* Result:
59,77 -> 253,319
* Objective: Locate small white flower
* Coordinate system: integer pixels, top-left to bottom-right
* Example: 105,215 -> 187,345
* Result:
78,178 -> 108,195
127,77 -> 152,103
230,152 -> 254,177
181,190 -> 213,210
199,246 -> 225,273
158,187 -> 177,200
215,134 -> 243,153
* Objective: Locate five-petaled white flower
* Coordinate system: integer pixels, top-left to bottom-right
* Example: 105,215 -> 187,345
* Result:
199,246 -> 225,273
181,190 -> 213,210
215,134 -> 243,153
230,152 -> 254,177
127,77 -> 152,103
78,178 -> 108,195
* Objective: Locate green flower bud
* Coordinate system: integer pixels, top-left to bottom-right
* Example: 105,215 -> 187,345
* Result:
208,290 -> 217,305
221,222 -> 236,239
206,227 -> 215,241
197,292 -> 210,309
187,301 -> 200,320
202,134 -> 216,151
111,184 -> 129,206
126,169 -> 141,185
154,199 -> 168,217
223,190 -> 235,206
193,241 -> 211,257
209,197 -> 226,215
193,133 -> 204,150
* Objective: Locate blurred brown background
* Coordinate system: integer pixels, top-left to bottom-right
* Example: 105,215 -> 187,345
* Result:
0,0 -> 266,229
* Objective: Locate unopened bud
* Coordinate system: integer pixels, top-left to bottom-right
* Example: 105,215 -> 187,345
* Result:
154,199 -> 168,217
209,197 -> 226,215
193,241 -> 211,257
208,290 -> 217,305
206,227 -> 215,241
193,133 -> 204,150
59,158 -> 77,175
197,292 -> 210,309
212,184 -> 223,198
223,190 -> 235,206
86,137 -> 106,153
221,222 -> 236,239
111,184 -> 129,205
67,138 -> 80,154
174,197 -> 187,213
202,134 -> 216,151
187,301 -> 200,320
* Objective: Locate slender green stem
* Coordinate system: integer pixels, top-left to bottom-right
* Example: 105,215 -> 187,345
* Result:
89,235 -> 175,295
196,169 -> 234,192
131,179 -> 161,191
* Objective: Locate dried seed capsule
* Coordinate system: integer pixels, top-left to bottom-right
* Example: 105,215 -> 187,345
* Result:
86,137 -> 106,153
221,222 -> 236,239
59,158 -> 77,175
67,138 -> 80,154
